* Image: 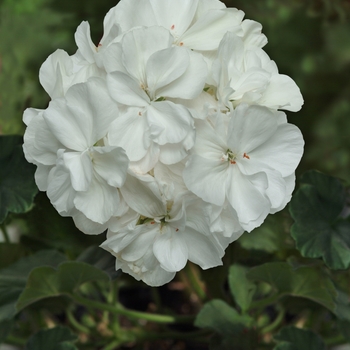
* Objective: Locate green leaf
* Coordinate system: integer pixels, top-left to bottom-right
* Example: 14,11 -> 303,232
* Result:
0,243 -> 27,269
195,299 -> 255,350
337,319 -> 350,343
334,289 -> 350,321
237,214 -> 288,253
247,262 -> 337,312
290,170 -> 350,270
25,326 -> 78,350
19,192 -> 104,256
228,265 -> 256,313
0,135 -> 38,223
0,250 -> 66,321
76,246 -> 121,279
273,326 -> 326,350
0,319 -> 14,343
17,261 -> 110,311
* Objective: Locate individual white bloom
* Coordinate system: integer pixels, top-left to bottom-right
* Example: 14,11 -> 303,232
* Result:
183,104 -> 304,232
39,49 -> 104,100
106,26 -> 207,172
101,171 -> 229,286
23,78 -> 129,225
110,0 -> 250,51
212,32 -> 304,112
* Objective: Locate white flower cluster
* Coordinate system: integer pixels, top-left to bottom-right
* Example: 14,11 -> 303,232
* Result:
23,0 -> 304,286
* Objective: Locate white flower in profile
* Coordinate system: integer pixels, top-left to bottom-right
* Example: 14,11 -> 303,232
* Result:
106,26 -> 207,172
183,104 -> 304,232
101,171 -> 230,286
23,78 -> 129,225
212,32 -> 304,112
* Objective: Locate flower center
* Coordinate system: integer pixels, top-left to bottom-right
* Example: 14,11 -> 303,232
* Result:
221,149 -> 250,164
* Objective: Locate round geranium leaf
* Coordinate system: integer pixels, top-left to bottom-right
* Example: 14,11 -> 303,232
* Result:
273,326 -> 326,350
25,326 -> 78,350
0,135 -> 38,223
290,170 -> 350,270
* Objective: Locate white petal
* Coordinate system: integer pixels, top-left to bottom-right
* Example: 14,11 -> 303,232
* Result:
39,49 -> 73,99
122,26 -> 173,83
226,166 -> 269,232
192,119 -> 226,160
153,227 -> 188,272
184,227 -> 224,269
91,146 -> 129,188
146,47 -> 189,98
121,224 -> 159,261
194,0 -> 226,19
150,0 -> 198,36
112,0 -> 156,32
23,108 -> 42,126
44,78 -> 118,151
183,155 -> 228,206
179,9 -> 244,51
47,163 -> 75,215
241,20 -> 268,48
250,123 -> 304,177
108,108 -> 150,162
129,142 -> 160,174
227,104 -> 277,154
153,49 -> 208,100
65,78 -> 119,141
170,91 -> 218,120
102,229 -> 140,254
107,71 -> 150,107
34,165 -> 51,191
120,173 -> 165,218
142,266 -> 175,287
102,43 -> 126,73
74,177 -> 120,224
74,21 -> 96,64
31,117 -> 64,166
262,74 -> 304,112
159,130 -> 195,165
63,151 -> 92,191
100,7 -> 121,47
147,101 -> 193,145
73,210 -> 109,235
270,173 -> 295,214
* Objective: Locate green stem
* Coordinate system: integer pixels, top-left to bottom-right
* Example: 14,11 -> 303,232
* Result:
73,295 -> 195,324
66,308 -> 91,334
260,306 -> 285,334
1,223 -> 10,243
250,294 -> 281,311
103,340 -> 123,350
184,262 -> 207,302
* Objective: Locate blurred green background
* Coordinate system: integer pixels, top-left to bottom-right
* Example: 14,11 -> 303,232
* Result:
1,0 -> 350,181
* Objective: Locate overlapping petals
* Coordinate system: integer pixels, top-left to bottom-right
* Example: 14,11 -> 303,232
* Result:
183,104 -> 304,231
23,0 -> 304,286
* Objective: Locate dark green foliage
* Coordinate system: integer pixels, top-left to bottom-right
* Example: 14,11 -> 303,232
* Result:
290,170 -> 350,269
0,250 -> 66,321
0,135 -> 37,223
273,326 -> 326,350
25,326 -> 78,350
